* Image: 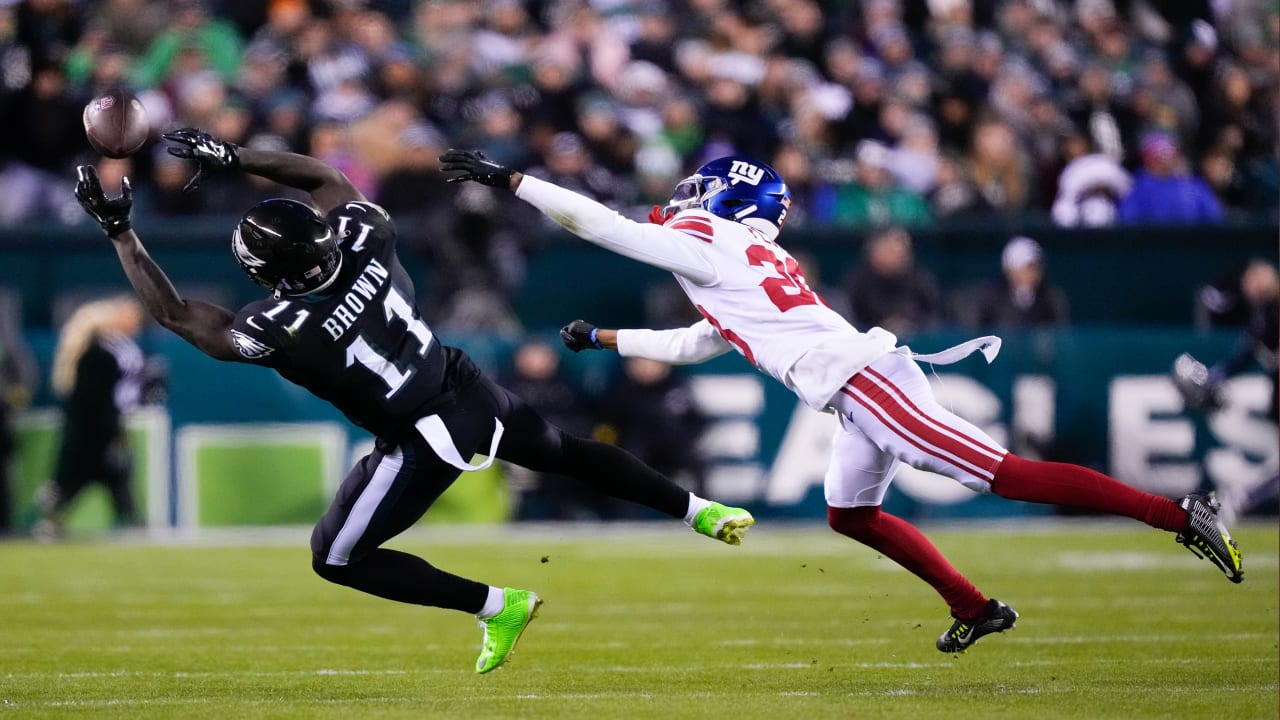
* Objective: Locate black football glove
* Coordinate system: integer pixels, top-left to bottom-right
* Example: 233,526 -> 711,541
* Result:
162,127 -> 240,192
560,319 -> 602,352
74,165 -> 133,237
439,148 -> 515,189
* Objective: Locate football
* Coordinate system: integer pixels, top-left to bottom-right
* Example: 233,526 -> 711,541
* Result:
82,89 -> 149,158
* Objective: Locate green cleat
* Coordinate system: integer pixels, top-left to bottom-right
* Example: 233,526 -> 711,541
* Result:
692,502 -> 755,546
475,588 -> 542,674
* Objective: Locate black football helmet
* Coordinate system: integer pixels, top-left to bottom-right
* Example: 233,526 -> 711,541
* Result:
233,198 -> 342,296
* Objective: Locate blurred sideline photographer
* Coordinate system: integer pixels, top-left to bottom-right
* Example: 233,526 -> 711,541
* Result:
34,296 -> 163,540
0,300 -> 38,537
1174,259 -> 1280,522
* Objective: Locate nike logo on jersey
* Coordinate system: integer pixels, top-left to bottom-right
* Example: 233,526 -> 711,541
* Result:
246,317 -> 263,330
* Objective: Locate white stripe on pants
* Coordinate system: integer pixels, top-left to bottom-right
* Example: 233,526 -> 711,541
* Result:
826,351 -> 1008,508
325,447 -> 405,566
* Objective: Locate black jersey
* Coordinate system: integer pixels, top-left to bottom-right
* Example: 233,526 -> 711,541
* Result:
228,201 -> 479,438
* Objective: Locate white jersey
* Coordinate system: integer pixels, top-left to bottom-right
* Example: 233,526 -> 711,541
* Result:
663,209 -> 899,410
516,175 -> 900,410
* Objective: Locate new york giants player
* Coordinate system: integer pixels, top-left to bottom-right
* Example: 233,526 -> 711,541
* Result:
70,129 -> 755,675
441,149 -> 1245,654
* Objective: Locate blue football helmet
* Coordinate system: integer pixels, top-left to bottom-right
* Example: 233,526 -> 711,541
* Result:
664,156 -> 792,229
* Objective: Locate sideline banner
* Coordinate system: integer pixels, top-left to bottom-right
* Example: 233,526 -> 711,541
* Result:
6,328 -> 1273,528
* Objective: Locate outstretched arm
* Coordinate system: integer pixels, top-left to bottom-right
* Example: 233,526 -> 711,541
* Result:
163,128 -> 363,214
561,319 -> 731,364
75,165 -> 240,362
440,150 -> 718,285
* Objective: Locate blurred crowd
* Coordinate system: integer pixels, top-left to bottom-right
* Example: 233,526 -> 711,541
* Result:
0,0 -> 1277,327
2,0 -> 1277,227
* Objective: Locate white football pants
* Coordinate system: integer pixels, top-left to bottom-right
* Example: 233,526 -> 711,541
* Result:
825,351 -> 1009,508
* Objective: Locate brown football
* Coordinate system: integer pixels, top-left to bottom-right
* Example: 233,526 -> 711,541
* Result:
83,89 -> 149,158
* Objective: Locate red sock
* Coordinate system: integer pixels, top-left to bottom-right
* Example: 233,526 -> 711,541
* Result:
828,506 -> 988,621
991,454 -> 1188,532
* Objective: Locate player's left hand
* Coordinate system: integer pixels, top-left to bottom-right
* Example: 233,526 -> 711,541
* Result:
560,319 -> 603,352
439,149 -> 515,189
163,127 -> 240,192
74,165 -> 133,237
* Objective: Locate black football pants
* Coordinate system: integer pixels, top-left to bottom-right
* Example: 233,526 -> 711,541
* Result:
310,374 -> 691,612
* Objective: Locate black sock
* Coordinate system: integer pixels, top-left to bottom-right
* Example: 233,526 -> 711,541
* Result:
558,434 -> 690,518
313,548 -> 489,613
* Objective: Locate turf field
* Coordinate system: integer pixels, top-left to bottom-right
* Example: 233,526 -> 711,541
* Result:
1,521 -> 1276,720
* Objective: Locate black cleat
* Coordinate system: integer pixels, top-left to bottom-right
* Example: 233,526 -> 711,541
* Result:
1177,491 -> 1244,584
936,599 -> 1018,654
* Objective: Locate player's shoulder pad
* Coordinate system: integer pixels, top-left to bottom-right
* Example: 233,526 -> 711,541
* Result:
334,200 -> 391,222
664,209 -> 717,244
229,299 -> 283,361
328,201 -> 396,241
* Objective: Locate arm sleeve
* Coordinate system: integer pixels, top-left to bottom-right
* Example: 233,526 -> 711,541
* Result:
615,321 -> 732,364
514,175 -> 719,285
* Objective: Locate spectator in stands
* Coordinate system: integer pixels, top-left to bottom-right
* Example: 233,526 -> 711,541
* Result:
0,63 -> 84,226
1065,62 -> 1136,165
35,297 -> 158,540
1199,146 -> 1251,216
968,118 -> 1034,214
14,0 -> 83,69
599,357 -> 708,506
929,153 -> 993,220
524,131 -> 626,206
499,339 -> 608,521
844,226 -> 940,340
130,0 -> 243,88
0,0 -> 1276,236
1179,260 -> 1279,523
886,113 -> 941,196
832,140 -> 932,227
1119,131 -> 1224,225
1051,133 -> 1131,227
771,142 -> 835,228
77,0 -> 169,57
1201,63 -> 1278,164
971,236 -> 1070,330
0,299 -> 37,536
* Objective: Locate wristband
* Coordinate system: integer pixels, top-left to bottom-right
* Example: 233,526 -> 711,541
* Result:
589,327 -> 602,349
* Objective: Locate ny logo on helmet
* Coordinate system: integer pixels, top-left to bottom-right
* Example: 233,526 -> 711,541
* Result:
727,160 -> 764,186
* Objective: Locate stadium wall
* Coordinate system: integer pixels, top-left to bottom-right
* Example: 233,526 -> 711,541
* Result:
5,328 -> 1272,532
1,221 -> 1275,329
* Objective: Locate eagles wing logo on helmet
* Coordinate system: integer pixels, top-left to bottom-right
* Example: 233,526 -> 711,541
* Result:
232,228 -> 267,268
727,160 -> 764,186
231,329 -> 274,360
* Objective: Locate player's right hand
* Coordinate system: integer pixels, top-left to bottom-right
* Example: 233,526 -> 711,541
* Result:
439,149 -> 516,189
560,319 -> 602,352
74,165 -> 132,237
162,127 -> 240,192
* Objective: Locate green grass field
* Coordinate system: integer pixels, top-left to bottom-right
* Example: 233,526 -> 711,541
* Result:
1,521 -> 1276,720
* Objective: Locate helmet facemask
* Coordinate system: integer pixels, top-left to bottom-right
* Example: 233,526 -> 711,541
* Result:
663,173 -> 729,216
